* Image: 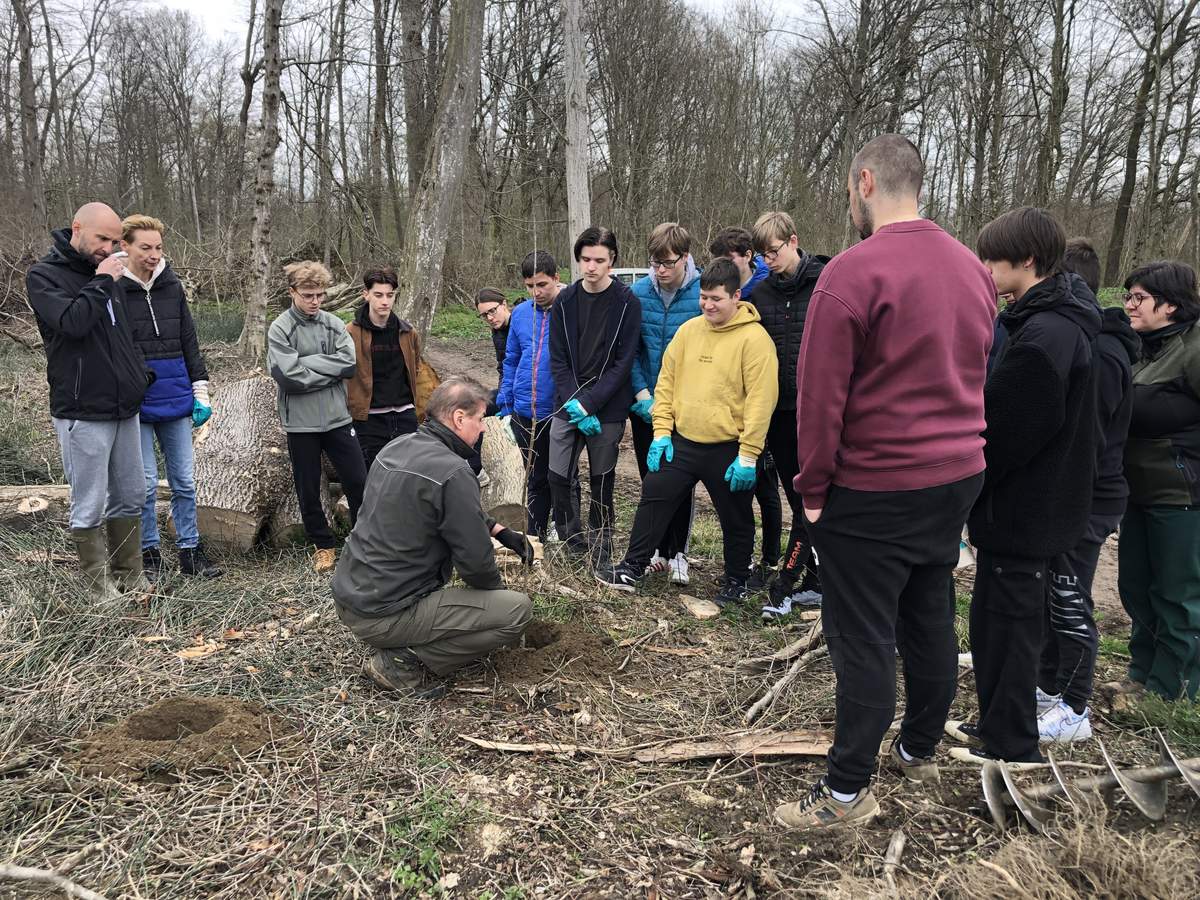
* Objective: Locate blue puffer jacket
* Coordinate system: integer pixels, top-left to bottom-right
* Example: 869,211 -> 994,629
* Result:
742,255 -> 770,298
123,260 -> 208,423
630,258 -> 702,395
497,298 -> 556,420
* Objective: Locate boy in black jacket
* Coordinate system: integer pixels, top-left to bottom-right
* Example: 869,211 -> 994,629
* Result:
1035,239 -> 1138,742
548,227 -> 641,572
952,208 -> 1101,766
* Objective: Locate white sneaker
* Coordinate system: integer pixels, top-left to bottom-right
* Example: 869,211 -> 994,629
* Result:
645,553 -> 668,576
1036,686 -> 1060,715
669,553 -> 689,585
1038,701 -> 1093,744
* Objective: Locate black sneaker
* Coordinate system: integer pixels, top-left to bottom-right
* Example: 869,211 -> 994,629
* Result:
944,720 -> 982,746
179,545 -> 223,578
948,744 -> 1044,769
141,547 -> 162,580
595,563 -> 640,593
714,576 -> 748,608
746,563 -> 774,593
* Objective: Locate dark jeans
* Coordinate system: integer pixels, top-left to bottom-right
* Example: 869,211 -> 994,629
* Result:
355,409 -> 418,472
622,435 -> 754,581
970,550 -> 1048,762
766,408 -> 819,590
512,414 -> 553,538
755,452 -> 783,567
1038,514 -> 1118,711
286,424 -> 367,549
629,412 -> 692,557
808,473 -> 983,793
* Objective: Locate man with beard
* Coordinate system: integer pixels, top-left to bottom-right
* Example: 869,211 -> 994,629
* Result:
774,134 -> 996,829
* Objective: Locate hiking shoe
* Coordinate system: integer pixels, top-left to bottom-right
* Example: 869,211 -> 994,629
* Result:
669,553 -> 689,585
1036,686 -> 1061,715
313,548 -> 337,574
1038,701 -> 1093,743
774,778 -> 880,830
645,553 -> 668,576
948,745 -> 1044,769
713,576 -> 748,608
142,547 -> 163,581
364,649 -> 448,700
944,720 -> 982,746
595,563 -> 640,593
746,563 -> 773,593
888,737 -> 940,782
179,545 -> 222,578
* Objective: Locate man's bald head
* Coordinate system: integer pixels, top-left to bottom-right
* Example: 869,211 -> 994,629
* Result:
70,202 -> 123,264
850,134 -> 924,200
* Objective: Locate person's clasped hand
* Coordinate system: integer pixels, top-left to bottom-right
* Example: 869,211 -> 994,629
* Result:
495,527 -> 535,567
577,414 -> 602,436
630,395 -> 654,423
646,435 -> 673,472
724,457 -> 757,491
564,399 -> 588,424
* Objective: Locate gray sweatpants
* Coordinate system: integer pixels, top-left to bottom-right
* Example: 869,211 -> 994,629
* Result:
336,586 -> 533,676
52,415 -> 145,529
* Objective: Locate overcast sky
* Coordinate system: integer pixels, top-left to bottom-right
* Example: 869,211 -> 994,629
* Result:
155,0 -> 819,43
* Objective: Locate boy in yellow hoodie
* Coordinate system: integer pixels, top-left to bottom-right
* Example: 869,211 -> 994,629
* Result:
596,258 -> 778,605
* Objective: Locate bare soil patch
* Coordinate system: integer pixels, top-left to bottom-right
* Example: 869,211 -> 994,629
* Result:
491,618 -> 616,681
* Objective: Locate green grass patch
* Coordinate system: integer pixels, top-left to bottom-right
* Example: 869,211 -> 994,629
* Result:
432,303 -> 490,340
1112,693 -> 1200,754
1098,634 -> 1130,659
383,785 -> 473,892
190,302 -> 248,343
1097,286 -> 1125,308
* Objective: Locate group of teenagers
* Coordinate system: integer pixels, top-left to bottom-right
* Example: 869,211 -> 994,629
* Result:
25,132 -> 1200,833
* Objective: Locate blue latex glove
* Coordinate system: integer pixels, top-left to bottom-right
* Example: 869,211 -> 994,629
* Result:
646,435 -> 674,472
630,396 -> 654,423
192,399 -> 213,428
724,457 -> 757,491
577,414 -> 602,436
564,399 -> 588,424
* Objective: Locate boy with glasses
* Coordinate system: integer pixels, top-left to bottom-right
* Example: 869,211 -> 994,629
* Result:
628,222 -> 702,584
749,212 -> 829,613
268,261 -> 367,574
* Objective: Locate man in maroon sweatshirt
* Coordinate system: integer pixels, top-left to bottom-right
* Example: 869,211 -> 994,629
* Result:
773,134 -> 996,831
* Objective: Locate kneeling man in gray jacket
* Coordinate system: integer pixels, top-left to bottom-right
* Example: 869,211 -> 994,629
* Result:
332,376 -> 536,698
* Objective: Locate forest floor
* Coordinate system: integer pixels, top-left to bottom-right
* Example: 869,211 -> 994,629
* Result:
0,304 -> 1198,899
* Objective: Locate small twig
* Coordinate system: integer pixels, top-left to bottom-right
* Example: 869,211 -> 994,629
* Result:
883,829 -> 906,896
744,647 -> 829,725
0,863 -> 108,900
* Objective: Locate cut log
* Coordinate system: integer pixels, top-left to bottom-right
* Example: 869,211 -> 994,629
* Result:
192,374 -> 293,552
267,469 -> 335,548
479,415 -> 528,530
0,485 -> 171,505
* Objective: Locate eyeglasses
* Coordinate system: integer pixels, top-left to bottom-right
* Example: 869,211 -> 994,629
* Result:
762,241 -> 788,261
478,304 -> 504,320
649,256 -> 683,270
295,290 -> 326,302
1123,291 -> 1155,307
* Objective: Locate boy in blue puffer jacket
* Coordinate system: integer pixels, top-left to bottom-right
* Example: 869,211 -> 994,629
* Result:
629,223 -> 702,585
121,215 -> 221,579
497,250 -> 566,538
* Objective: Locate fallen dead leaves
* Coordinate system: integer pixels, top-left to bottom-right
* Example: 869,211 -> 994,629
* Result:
136,608 -> 322,663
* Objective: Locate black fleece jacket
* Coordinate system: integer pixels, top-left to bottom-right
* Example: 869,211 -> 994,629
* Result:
968,273 -> 1102,557
747,253 -> 828,411
26,228 -> 153,421
1092,303 -> 1139,516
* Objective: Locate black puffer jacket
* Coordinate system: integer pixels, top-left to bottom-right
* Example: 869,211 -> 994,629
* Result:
26,228 -> 153,421
747,253 -> 828,410
123,261 -> 208,422
968,273 -> 1102,557
331,419 -> 503,618
1092,303 -> 1139,516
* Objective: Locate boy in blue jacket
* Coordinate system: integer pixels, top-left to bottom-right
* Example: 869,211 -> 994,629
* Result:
549,228 -> 641,573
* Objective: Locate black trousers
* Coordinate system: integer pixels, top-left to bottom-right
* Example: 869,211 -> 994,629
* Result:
755,452 -> 783,567
1039,514 -> 1117,711
286,424 -> 367,549
622,435 -> 754,580
808,473 -> 983,793
629,413 -> 692,557
355,409 -> 418,472
512,414 -> 553,538
970,551 -> 1049,762
766,408 -> 819,590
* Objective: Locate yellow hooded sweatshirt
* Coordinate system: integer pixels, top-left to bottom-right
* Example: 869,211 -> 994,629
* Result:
652,301 -> 779,461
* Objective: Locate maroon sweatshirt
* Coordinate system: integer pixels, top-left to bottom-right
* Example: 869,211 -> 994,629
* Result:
794,219 -> 996,508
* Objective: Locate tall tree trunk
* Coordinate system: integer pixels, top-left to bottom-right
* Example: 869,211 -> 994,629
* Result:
370,0 -> 390,234
1033,0 -> 1071,207
399,0 -> 431,196
395,0 -> 484,343
237,0 -> 284,361
563,0 -> 590,279
13,0 -> 46,232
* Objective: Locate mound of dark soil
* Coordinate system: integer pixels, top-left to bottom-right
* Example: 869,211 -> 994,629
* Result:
493,620 -> 616,681
73,695 -> 280,781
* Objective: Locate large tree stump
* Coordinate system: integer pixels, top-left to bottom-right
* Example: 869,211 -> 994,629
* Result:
266,469 -> 335,548
479,415 -> 527,531
193,374 -> 292,552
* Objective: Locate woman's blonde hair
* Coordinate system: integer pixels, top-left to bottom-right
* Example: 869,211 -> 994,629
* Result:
121,214 -> 165,243
283,260 -> 332,291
